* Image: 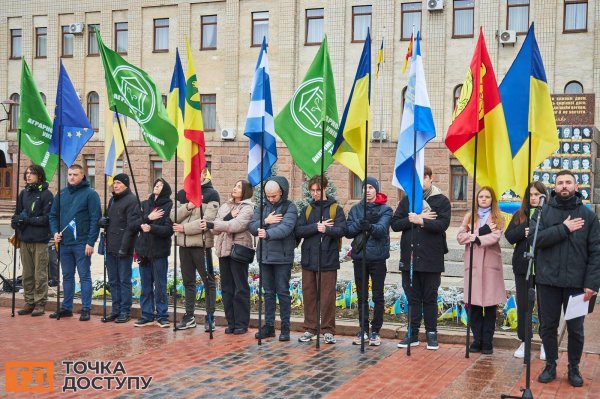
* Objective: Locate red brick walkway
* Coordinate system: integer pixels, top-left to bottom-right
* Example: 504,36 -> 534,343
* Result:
1,306 -> 599,398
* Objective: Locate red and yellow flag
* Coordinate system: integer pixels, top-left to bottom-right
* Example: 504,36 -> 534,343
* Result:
182,40 -> 207,207
445,28 -> 514,196
402,34 -> 413,74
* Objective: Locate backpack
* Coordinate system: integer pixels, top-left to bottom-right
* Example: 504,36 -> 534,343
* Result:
296,203 -> 342,250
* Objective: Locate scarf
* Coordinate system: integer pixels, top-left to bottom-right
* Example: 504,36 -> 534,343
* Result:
478,207 -> 491,227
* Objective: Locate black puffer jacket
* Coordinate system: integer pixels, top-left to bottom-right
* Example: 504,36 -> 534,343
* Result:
390,186 -> 451,273
295,197 -> 347,272
12,182 -> 53,243
530,192 -> 600,291
505,212 -> 530,276
106,188 -> 141,256
135,178 -> 173,259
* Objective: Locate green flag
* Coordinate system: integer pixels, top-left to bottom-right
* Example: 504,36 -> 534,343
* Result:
96,31 -> 178,160
275,36 -> 339,177
18,59 -> 58,179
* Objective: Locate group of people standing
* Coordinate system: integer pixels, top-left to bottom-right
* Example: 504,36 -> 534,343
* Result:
11,163 -> 599,387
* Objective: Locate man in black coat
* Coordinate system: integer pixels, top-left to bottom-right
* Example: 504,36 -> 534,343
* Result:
391,166 -> 451,350
103,173 -> 141,323
12,165 -> 53,316
532,170 -> 600,387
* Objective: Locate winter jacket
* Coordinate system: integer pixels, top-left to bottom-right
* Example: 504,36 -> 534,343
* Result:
505,212 -> 530,276
295,197 -> 347,271
12,182 -> 53,243
212,198 -> 255,258
529,192 -> 600,291
346,193 -> 393,263
135,179 -> 173,259
390,186 -> 451,272
106,188 -> 141,256
457,213 -> 506,307
171,200 -> 219,248
249,176 -> 298,265
49,178 -> 101,247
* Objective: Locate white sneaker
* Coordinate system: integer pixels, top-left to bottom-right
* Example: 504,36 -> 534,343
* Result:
514,342 -> 525,358
540,344 -> 546,361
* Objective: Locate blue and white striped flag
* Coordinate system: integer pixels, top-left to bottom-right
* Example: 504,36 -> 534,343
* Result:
244,37 -> 277,187
392,32 -> 436,214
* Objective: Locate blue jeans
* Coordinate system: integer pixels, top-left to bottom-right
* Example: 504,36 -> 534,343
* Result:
262,263 -> 292,327
139,258 -> 168,320
60,244 -> 92,311
106,254 -> 133,316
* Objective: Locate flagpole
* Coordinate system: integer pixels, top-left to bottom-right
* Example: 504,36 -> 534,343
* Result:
316,120 -> 325,349
257,119 -> 265,347
113,107 -> 141,208
199,203 -> 214,340
10,128 -> 23,317
406,121 -> 418,357
55,122 -> 62,320
101,174 -> 108,322
377,37 -> 384,183
465,132 -> 479,358
360,119 -> 369,354
172,150 -> 179,331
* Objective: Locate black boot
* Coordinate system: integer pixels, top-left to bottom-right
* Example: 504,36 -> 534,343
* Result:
538,361 -> 557,383
279,325 -> 290,342
254,324 -> 275,339
568,364 -> 583,387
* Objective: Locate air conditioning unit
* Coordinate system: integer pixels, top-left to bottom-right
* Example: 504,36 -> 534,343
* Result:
498,30 -> 517,45
221,128 -> 236,140
371,130 -> 387,141
69,23 -> 85,34
427,0 -> 444,11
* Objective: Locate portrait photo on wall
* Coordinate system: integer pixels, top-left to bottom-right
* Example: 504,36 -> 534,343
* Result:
561,157 -> 571,170
571,142 -> 582,154
582,142 -> 592,154
574,173 -> 581,184
561,141 -> 571,154
582,126 -> 593,139
551,172 -> 557,183
561,126 -> 572,139
580,188 -> 591,201
581,173 -> 591,186
572,158 -> 582,170
551,157 -> 562,169
581,157 -> 592,170
572,127 -> 582,140
539,158 -> 552,170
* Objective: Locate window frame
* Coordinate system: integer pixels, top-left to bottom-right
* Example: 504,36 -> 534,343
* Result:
10,29 -> 22,59
9,93 -> 20,132
251,11 -> 269,47
453,84 -> 463,111
115,22 -> 128,55
305,8 -> 324,46
151,159 -> 163,185
351,5 -> 372,43
35,27 -> 47,58
87,91 -> 100,131
153,18 -> 169,53
40,92 -> 47,106
450,164 -> 469,202
506,0 -> 530,35
84,156 -> 96,189
564,80 -> 584,94
452,0 -> 475,39
401,2 -> 422,41
61,26 -> 74,58
349,172 -> 363,200
201,15 -> 218,50
87,24 -> 100,56
200,94 -> 217,132
564,0 -> 588,33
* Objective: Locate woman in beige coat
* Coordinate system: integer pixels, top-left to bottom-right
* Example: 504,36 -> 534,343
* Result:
201,180 -> 254,334
457,186 -> 506,355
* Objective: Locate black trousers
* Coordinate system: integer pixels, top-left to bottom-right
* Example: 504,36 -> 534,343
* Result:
470,305 -> 497,347
353,261 -> 386,334
219,256 -> 250,330
514,273 -> 532,341
401,271 -> 441,334
537,284 -> 585,365
179,247 -> 216,316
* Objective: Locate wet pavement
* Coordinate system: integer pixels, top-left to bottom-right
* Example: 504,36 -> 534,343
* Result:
1,303 -> 599,398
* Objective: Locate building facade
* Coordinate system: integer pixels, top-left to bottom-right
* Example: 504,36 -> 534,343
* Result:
0,0 -> 598,221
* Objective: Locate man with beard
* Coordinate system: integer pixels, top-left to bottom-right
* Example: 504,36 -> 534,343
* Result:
533,170 -> 600,387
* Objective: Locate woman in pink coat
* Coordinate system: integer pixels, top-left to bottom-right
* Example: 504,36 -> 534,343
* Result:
457,186 -> 506,355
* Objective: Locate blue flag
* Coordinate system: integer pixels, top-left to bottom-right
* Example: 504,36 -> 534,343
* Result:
49,61 -> 94,167
244,38 -> 277,187
392,32 -> 436,214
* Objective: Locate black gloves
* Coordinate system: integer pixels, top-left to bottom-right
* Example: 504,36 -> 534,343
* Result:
98,217 -> 110,229
359,219 -> 372,232
11,215 -> 27,226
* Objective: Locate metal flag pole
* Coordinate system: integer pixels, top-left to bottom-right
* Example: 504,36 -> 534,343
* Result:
113,107 -> 141,208
10,127 -> 23,316
377,37 -> 385,183
199,204 -> 214,340
55,121 -> 63,320
406,122 -> 418,357
316,120 -> 325,349
360,119 -> 369,353
465,133 -> 479,358
100,174 -> 108,322
257,118 -> 265,346
172,150 -> 179,331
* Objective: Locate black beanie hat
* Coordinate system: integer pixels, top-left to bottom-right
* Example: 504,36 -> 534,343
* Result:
113,173 -> 130,188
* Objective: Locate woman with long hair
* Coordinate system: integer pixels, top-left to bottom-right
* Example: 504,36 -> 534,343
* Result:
505,181 -> 548,359
457,186 -> 506,354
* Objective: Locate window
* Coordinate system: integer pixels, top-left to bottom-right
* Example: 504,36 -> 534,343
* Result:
153,18 -> 169,52
88,24 -> 99,55
252,11 -> 269,46
401,86 -> 407,110
352,5 -> 372,42
10,29 -> 22,59
162,94 -> 168,108
87,92 -> 100,131
401,3 -> 422,41
151,160 -> 163,183
36,27 -> 47,58
451,165 -> 468,201
115,22 -> 128,54
564,0 -> 587,32
62,26 -> 74,57
453,0 -> 474,38
9,93 -> 19,131
305,8 -> 324,45
507,0 -> 529,34
201,94 -> 216,131
201,15 -> 217,50
85,157 -> 96,189
564,81 -> 583,94
115,158 -> 124,175
40,92 -> 46,106
350,172 -> 363,199
453,84 -> 463,111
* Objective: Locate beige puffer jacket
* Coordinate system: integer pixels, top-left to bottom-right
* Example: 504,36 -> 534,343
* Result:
212,199 -> 254,258
170,200 -> 219,248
